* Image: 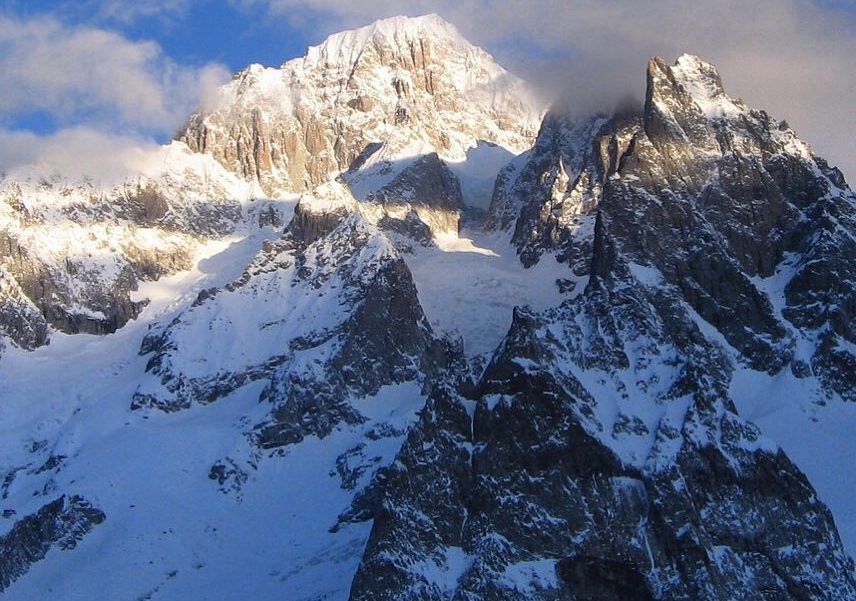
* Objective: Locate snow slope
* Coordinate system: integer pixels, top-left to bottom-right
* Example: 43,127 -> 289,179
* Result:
0,200 -> 423,600
406,228 -> 577,356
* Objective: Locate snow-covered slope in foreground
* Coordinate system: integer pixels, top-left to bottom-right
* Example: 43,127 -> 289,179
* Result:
0,205 -> 421,600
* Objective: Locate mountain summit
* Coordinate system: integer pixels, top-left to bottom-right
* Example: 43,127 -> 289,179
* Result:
177,14 -> 543,197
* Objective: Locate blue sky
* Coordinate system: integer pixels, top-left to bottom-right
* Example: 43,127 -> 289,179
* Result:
0,0 -> 853,176
85,3 -> 310,73
0,1 -> 413,79
0,1 -> 315,136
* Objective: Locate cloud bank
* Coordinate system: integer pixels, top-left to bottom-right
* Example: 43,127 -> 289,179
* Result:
0,127 -> 166,183
0,13 -> 228,179
245,0 -> 856,177
0,15 -> 228,131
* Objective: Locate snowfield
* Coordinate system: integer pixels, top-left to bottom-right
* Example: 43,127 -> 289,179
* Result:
406,229 -> 576,356
0,204 -> 421,600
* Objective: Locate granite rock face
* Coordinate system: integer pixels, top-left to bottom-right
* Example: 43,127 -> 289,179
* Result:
350,280 -> 855,600
346,54 -> 856,599
364,152 -> 465,237
490,53 -> 856,398
286,150 -> 467,255
0,268 -> 48,351
177,14 -> 543,197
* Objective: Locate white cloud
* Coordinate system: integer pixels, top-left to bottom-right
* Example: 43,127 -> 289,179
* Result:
90,0 -> 193,24
0,15 -> 229,132
0,127 -> 167,182
0,14 -> 230,179
242,0 -> 856,177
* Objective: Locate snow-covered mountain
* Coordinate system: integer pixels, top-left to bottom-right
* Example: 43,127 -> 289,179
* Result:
351,54 -> 856,600
0,142 -> 280,352
0,14 -> 854,601
177,14 -> 542,199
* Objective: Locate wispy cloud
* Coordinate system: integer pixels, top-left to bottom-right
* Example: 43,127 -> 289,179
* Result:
0,127 -> 165,182
89,0 -> 194,24
0,15 -> 228,132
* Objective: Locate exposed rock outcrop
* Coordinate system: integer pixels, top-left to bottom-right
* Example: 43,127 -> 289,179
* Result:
133,213 -> 453,446
0,495 -> 105,593
490,53 -> 856,397
347,53 -> 856,600
0,143 -> 252,349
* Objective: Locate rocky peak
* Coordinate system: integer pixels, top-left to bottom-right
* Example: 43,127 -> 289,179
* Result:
644,54 -> 743,156
487,112 -> 610,269
490,53 -> 855,396
302,14 -> 471,70
177,14 -> 544,196
647,54 -> 734,118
